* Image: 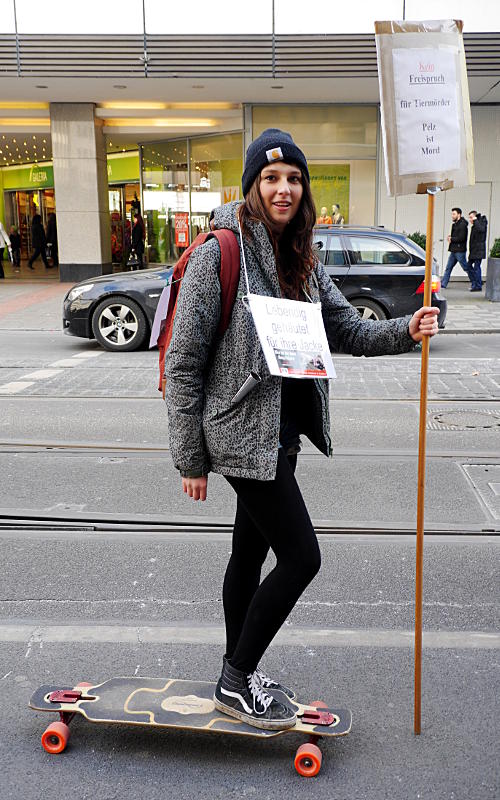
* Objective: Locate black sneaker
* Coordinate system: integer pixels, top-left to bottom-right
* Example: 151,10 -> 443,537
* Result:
255,667 -> 297,700
214,659 -> 296,730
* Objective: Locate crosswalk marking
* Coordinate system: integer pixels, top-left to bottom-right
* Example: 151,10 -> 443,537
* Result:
0,381 -> 35,394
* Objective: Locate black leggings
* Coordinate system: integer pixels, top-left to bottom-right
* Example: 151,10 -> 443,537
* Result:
223,449 -> 321,674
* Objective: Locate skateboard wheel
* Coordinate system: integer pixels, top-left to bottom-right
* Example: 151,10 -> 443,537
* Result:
294,743 -> 322,777
41,721 -> 70,754
74,682 -> 93,689
309,700 -> 328,709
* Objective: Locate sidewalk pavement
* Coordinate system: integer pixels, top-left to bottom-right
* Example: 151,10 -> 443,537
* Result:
440,283 -> 500,333
1,278 -> 499,332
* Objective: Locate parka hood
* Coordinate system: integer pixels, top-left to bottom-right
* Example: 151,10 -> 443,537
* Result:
211,201 -> 242,234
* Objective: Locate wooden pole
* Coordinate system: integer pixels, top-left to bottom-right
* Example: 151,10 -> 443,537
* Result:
414,188 -> 436,735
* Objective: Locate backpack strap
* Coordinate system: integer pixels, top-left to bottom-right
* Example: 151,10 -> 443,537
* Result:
207,228 -> 241,335
158,228 -> 240,396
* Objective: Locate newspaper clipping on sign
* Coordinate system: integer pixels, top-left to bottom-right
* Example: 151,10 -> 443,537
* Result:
246,294 -> 336,379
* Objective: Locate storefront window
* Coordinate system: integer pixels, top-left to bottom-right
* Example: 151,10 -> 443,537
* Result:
190,133 -> 243,239
252,105 -> 378,225
142,140 -> 189,264
141,133 -> 243,263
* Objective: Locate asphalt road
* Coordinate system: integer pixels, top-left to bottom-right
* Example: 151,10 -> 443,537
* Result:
0,322 -> 499,799
1,530 -> 499,800
1,330 -> 499,531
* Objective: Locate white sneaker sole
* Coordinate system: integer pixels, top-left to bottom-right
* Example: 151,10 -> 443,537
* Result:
213,695 -> 296,731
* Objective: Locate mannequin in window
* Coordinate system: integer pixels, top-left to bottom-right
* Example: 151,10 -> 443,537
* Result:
331,204 -> 345,225
317,206 -> 332,224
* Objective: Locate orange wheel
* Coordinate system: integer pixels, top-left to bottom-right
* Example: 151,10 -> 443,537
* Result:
294,742 -> 322,777
309,700 -> 328,709
74,682 -> 93,688
41,721 -> 70,754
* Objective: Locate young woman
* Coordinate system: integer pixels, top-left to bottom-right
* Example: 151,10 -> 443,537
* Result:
165,129 -> 439,731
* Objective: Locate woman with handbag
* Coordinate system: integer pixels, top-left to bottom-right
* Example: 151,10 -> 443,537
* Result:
130,211 -> 145,270
165,129 -> 439,730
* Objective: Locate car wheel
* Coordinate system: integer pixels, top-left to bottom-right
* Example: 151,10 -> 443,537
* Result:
350,298 -> 388,321
92,296 -> 148,352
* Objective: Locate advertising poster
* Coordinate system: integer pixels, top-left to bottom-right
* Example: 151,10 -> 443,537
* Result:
309,164 -> 350,223
247,294 -> 336,380
174,212 -> 189,248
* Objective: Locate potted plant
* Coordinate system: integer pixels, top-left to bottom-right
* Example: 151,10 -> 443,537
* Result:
408,231 -> 426,250
486,238 -> 500,302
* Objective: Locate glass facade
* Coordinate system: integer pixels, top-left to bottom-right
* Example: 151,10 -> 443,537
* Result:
253,105 -> 378,225
142,132 -> 243,263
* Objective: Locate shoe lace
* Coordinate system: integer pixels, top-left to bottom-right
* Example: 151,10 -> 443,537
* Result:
255,667 -> 275,688
247,671 -> 273,714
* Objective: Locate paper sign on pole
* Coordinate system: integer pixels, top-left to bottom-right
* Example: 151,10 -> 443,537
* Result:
375,19 -> 474,196
246,294 -> 336,379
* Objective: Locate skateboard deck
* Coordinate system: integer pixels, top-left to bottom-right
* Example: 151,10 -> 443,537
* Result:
30,677 -> 352,777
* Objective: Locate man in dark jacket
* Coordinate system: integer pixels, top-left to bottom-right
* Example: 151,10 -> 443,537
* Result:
28,214 -> 50,270
467,210 -> 488,292
441,207 -> 470,289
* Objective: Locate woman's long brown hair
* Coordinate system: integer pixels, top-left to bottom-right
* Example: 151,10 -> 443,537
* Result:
238,165 -> 317,300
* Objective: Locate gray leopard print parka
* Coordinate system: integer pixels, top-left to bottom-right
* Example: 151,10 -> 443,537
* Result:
165,201 -> 415,481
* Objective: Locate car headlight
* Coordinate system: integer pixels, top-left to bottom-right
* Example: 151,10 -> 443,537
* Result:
67,284 -> 95,302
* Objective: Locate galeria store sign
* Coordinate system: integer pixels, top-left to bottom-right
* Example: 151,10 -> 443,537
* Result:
2,163 -> 54,190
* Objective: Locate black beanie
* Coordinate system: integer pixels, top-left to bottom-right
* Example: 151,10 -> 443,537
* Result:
241,128 -> 309,197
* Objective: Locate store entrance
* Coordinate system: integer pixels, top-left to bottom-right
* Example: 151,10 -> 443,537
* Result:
108,182 -> 140,268
3,188 -> 58,278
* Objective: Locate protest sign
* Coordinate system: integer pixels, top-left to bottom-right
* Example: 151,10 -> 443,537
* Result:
375,19 -> 474,196
375,18 -> 475,736
246,294 -> 335,379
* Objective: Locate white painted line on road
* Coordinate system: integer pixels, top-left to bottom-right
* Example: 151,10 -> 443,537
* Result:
0,624 -> 498,650
48,352 -> 104,367
0,381 -> 35,394
48,359 -> 91,367
20,369 -> 63,381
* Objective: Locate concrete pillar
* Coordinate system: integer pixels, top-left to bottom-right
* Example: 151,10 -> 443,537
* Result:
50,103 -> 112,282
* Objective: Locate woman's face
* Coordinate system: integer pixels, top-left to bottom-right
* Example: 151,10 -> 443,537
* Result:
259,161 -> 303,231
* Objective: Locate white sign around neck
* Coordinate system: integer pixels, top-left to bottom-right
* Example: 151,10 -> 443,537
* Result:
246,293 -> 336,380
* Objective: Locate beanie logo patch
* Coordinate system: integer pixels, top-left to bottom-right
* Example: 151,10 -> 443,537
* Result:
266,147 -> 283,163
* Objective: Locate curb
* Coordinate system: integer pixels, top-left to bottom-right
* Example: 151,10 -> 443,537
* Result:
439,328 -> 500,334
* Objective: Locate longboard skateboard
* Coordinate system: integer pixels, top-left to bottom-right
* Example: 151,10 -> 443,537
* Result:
30,676 -> 352,777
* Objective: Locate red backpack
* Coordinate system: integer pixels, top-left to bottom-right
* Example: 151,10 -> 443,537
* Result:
156,229 -> 240,397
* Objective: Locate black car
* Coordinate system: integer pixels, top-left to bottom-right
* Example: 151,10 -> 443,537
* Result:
314,225 -> 446,324
63,226 -> 446,352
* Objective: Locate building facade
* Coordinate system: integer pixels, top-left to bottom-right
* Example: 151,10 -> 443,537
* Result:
1,4 -> 499,282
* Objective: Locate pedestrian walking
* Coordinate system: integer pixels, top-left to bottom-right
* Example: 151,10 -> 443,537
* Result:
46,212 -> 58,268
0,220 -> 11,279
165,128 -> 439,731
9,225 -> 21,272
131,211 -> 145,269
467,210 -> 487,292
28,214 -> 50,270
441,207 -> 470,288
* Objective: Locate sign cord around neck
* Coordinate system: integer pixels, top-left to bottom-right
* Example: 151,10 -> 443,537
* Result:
237,216 -> 251,297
